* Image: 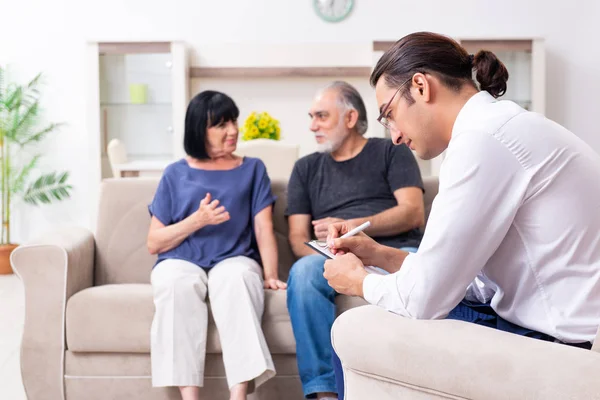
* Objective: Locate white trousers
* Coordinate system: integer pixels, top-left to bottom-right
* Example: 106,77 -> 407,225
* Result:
150,256 -> 276,389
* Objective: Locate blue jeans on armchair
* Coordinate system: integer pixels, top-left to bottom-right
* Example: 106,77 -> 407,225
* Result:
287,248 -> 419,399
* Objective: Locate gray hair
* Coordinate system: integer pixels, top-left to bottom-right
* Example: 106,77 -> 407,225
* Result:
323,81 -> 368,135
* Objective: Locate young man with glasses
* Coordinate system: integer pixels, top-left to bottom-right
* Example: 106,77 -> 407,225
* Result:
325,32 -> 600,397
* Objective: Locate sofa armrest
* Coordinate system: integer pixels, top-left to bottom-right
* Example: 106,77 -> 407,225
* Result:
11,226 -> 95,400
332,305 -> 600,400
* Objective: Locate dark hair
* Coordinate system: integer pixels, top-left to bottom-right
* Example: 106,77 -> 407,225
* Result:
183,90 -> 240,159
325,81 -> 368,135
370,32 -> 509,102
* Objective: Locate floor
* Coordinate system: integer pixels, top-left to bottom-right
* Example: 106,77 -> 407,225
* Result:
0,274 -> 27,399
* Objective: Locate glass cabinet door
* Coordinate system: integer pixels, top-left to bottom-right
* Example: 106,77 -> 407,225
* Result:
495,49 -> 533,110
98,46 -> 174,179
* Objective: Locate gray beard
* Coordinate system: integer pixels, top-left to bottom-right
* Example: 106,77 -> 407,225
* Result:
316,141 -> 335,153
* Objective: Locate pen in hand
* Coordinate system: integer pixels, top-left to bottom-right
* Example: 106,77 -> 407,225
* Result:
340,221 -> 371,239
328,221 -> 371,254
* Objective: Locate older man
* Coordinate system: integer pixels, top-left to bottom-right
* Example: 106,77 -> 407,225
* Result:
285,81 -> 424,399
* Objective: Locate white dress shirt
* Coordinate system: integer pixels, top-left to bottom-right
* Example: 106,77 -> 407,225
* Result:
363,91 -> 600,343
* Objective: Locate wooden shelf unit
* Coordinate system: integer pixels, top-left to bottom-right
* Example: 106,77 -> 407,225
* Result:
373,39 -> 534,53
189,66 -> 372,78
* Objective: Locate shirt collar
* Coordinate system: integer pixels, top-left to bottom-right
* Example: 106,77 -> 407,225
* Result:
451,91 -> 497,138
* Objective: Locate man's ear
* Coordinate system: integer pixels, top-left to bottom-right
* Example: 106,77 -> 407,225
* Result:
412,73 -> 431,102
346,108 -> 359,130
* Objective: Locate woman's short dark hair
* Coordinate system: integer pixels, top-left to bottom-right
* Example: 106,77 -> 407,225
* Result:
184,90 -> 240,159
370,32 -> 509,103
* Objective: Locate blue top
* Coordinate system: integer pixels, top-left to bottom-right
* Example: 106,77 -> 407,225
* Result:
148,157 -> 276,269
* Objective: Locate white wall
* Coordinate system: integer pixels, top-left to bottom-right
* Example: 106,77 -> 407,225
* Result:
192,71 -> 381,158
1,0 -> 599,243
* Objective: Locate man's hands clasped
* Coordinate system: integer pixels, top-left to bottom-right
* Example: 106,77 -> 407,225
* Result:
312,217 -> 344,241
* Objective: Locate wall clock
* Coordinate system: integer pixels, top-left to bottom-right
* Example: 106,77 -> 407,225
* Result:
313,0 -> 354,23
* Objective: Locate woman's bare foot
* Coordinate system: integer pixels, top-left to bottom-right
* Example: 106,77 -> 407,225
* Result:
230,381 -> 249,400
179,386 -> 200,400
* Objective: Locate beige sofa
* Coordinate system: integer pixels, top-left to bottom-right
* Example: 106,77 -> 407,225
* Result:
10,176 -> 438,400
14,173 -> 600,400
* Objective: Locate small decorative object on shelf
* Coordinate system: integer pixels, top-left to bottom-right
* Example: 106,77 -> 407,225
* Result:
128,83 -> 148,104
240,111 -> 281,141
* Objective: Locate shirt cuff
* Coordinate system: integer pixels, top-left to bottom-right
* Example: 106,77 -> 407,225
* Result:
363,273 -> 386,305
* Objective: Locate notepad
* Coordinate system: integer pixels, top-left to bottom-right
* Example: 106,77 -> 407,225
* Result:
304,240 -> 387,275
305,240 -> 335,259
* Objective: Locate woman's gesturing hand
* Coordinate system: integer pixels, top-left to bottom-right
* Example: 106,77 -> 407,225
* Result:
193,193 -> 230,228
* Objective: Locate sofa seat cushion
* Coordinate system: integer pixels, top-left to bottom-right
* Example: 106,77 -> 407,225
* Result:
66,284 -> 154,353
66,283 -> 367,353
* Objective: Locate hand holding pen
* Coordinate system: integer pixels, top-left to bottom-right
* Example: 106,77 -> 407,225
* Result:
326,221 -> 381,266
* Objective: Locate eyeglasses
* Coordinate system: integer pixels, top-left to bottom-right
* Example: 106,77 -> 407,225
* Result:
377,77 -> 413,130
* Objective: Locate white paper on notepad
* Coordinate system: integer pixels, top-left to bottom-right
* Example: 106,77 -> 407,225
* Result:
305,240 -> 336,259
305,240 -> 387,275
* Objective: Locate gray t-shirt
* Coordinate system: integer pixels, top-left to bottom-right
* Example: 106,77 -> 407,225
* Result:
286,138 -> 424,249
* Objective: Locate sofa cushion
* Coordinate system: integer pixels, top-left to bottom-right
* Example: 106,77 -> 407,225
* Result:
66,284 -> 154,353
94,179 -> 159,286
66,284 -> 365,354
94,178 -> 297,286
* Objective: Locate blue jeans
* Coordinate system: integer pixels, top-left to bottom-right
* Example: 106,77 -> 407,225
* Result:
287,255 -> 335,398
287,247 -> 418,398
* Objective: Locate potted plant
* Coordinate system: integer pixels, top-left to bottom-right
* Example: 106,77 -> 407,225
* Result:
240,111 -> 281,141
0,66 -> 73,274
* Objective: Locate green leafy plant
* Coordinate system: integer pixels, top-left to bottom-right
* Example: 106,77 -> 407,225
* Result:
0,66 -> 72,244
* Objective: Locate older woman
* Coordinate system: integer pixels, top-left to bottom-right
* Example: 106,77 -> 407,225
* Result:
147,90 -> 287,400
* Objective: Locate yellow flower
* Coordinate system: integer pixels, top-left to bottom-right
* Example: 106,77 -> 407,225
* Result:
241,125 -> 258,141
241,111 -> 281,141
